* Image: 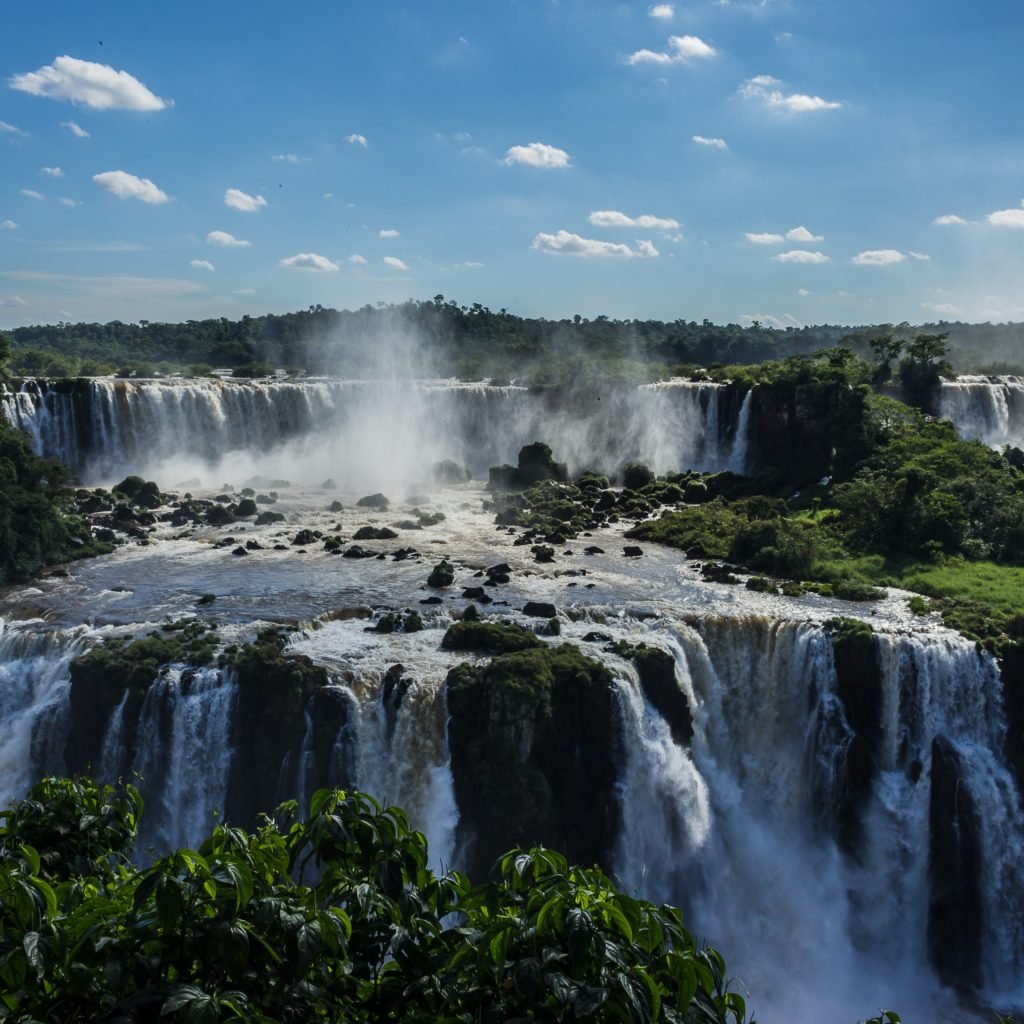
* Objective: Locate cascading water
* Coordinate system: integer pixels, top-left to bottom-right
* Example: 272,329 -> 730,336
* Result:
939,375 -> 1024,449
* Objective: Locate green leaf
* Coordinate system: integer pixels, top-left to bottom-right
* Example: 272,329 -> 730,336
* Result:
156,877 -> 183,930
604,901 -> 634,944
161,983 -> 206,1015
22,932 -> 44,980
19,844 -> 40,876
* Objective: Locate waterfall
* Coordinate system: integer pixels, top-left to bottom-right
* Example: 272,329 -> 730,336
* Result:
939,376 -> 1024,449
727,387 -> 754,474
3,377 -> 742,486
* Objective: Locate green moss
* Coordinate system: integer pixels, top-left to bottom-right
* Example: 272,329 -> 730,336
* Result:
441,620 -> 544,654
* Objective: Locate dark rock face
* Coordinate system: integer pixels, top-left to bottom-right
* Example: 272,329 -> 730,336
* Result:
305,685 -> 353,794
928,735 -> 983,990
746,383 -> 836,486
1000,642 -> 1024,795
488,442 -> 569,491
829,625 -> 883,856
225,645 -> 329,829
356,493 -> 390,510
627,645 -> 692,747
446,644 -> 621,879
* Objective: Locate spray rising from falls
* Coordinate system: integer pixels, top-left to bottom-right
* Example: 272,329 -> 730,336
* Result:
1,377 -> 750,487
939,376 -> 1024,449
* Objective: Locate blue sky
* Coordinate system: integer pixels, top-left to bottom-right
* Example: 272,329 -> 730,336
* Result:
2,0 -> 1023,329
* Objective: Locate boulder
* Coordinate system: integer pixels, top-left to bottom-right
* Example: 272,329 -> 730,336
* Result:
621,463 -> 654,490
235,498 -> 258,517
522,601 -> 557,619
356,493 -> 390,510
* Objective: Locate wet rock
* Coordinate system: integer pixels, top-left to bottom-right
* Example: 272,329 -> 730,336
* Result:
232,546 -> 248,557
431,459 -> 471,485
442,620 -> 544,654
321,477 -> 337,489
419,595 -> 443,605
245,540 -> 262,550
353,526 -> 398,541
206,505 -> 236,527
255,493 -> 276,504
328,500 -> 344,513
462,586 -> 493,604
255,511 -> 285,525
584,545 -> 604,555
292,529 -> 320,546
343,545 -> 377,559
235,498 -> 258,517
621,463 -> 654,491
427,559 -> 455,588
356,492 -> 390,510
522,601 -> 557,619
622,546 -> 644,557
531,545 -> 555,564
582,631 -> 611,643
214,494 -> 233,504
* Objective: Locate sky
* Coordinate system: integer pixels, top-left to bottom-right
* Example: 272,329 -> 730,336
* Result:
1,0 -> 1023,330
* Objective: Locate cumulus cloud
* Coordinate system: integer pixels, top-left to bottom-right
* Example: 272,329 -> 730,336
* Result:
0,120 -> 27,136
280,253 -> 339,271
190,259 -> 215,271
207,230 -> 249,247
345,133 -> 367,146
649,3 -> 674,16
987,201 -> 1024,229
224,188 -> 267,212
588,210 -> 679,230
503,142 -> 571,168
531,230 -> 658,258
379,228 -> 400,238
692,135 -> 727,148
628,34 -> 716,65
772,249 -> 829,264
786,225 -> 823,242
9,56 -> 170,111
746,232 -> 784,245
933,214 -> 966,226
383,256 -> 409,270
20,189 -> 44,200
62,120 -> 89,138
852,249 -> 906,265
93,170 -> 169,204
41,166 -> 64,178
1,220 -> 17,230
348,254 -> 367,265
740,74 -> 841,112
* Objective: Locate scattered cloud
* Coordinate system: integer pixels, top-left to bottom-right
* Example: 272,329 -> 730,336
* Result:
207,230 -> 249,247
531,230 -> 658,258
908,251 -> 930,261
772,250 -> 829,263
628,34 -> 716,65
987,201 -> 1024,229
348,254 -> 368,265
649,3 -> 674,17
234,288 -> 256,295
383,256 -> 409,270
20,189 -> 44,200
588,210 -> 679,230
455,261 -> 485,268
41,166 -> 63,178
62,120 -> 89,138
0,120 -> 27,136
852,249 -> 905,265
0,295 -> 28,308
1,220 -> 17,230
921,302 -> 964,317
692,135 -> 727,149
379,228 -> 400,238
224,188 -> 267,212
746,232 -> 784,244
786,225 -> 823,242
345,133 -> 367,146
93,170 -> 169,204
280,252 -> 339,271
796,288 -> 812,297
190,259 -> 215,271
740,74 -> 841,113
272,153 -> 304,163
59,197 -> 80,206
9,55 -> 170,111
933,214 -> 967,226
503,142 -> 571,168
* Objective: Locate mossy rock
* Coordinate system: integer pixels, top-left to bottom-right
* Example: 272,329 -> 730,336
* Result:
427,559 -> 455,587
441,620 -> 544,654
353,526 -> 399,541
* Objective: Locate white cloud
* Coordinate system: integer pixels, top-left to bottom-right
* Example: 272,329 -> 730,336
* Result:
62,120 -> 89,138
503,142 -> 571,168
383,256 -> 409,270
456,261 -> 485,268
531,230 -> 658,258
588,210 -> 679,230
628,34 -> 716,65
933,214 -> 966,226
272,153 -> 303,163
649,3 -> 674,17
746,231 -> 784,245
93,170 -> 169,204
786,225 -> 823,242
987,202 -> 1024,229
280,252 -> 339,271
9,55 -> 170,111
59,197 -> 80,206
772,249 -> 829,264
20,189 -> 44,200
740,74 -> 841,113
224,188 -> 267,212
692,135 -> 727,148
379,228 -> 400,238
908,251 -> 930,261
348,254 -> 368,265
1,220 -> 17,230
796,288 -> 812,297
921,302 -> 963,317
234,288 -> 256,295
41,166 -> 63,178
852,249 -> 906,266
0,120 -> 27,136
207,230 -> 249,247
190,259 -> 215,271
345,133 -> 367,146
